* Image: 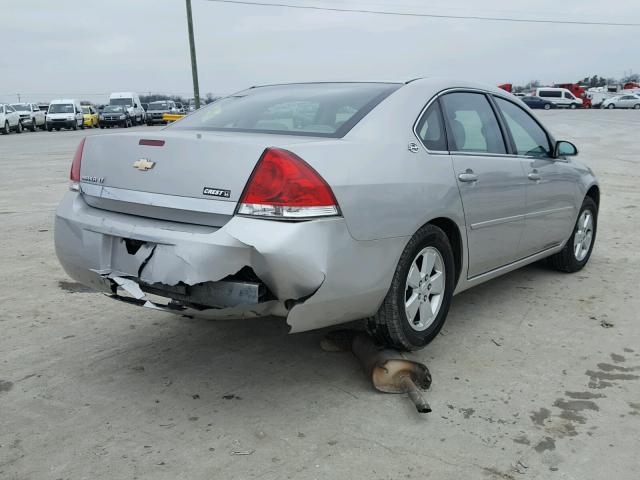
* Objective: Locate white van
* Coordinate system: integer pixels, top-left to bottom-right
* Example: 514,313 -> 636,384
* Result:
46,99 -> 84,131
109,92 -> 146,125
534,87 -> 583,109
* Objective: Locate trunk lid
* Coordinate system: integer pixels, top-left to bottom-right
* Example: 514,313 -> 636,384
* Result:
79,130 -> 319,227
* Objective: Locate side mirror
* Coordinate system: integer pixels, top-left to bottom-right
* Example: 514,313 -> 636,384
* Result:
554,140 -> 578,158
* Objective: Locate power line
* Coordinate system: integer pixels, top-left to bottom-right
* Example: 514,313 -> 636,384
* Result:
205,0 -> 640,27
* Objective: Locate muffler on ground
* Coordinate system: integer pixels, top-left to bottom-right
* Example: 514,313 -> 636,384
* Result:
322,330 -> 432,414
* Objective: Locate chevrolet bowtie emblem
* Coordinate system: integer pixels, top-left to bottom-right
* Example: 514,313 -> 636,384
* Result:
133,158 -> 155,171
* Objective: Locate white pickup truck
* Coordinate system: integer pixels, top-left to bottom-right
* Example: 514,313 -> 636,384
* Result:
11,103 -> 46,131
0,104 -> 23,134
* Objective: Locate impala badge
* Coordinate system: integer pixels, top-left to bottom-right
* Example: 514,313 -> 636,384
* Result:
133,158 -> 155,171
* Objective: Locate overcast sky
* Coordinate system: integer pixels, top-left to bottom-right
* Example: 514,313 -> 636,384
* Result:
2,0 -> 639,103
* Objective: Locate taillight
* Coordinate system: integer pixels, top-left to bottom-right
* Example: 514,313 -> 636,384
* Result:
237,147 -> 339,219
69,138 -> 86,191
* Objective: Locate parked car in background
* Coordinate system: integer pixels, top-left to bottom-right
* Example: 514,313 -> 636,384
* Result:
0,104 -> 23,134
37,103 -> 50,114
520,96 -> 556,110
141,103 -> 149,111
10,103 -> 46,131
99,105 -> 132,128
146,100 -> 177,125
82,105 -> 99,128
55,79 -> 599,351
46,99 -> 84,131
174,102 -> 186,114
601,94 -> 640,109
109,92 -> 146,125
534,87 -> 583,109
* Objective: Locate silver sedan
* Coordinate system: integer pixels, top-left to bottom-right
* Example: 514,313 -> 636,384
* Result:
602,93 -> 640,109
54,79 -> 599,350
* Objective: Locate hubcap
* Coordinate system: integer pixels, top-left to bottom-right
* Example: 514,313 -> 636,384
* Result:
573,210 -> 594,261
404,247 -> 445,332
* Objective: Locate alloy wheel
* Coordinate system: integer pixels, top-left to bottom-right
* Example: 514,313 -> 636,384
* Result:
404,247 -> 445,332
573,210 -> 594,262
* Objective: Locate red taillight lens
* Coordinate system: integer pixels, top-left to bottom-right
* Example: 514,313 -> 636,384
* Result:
69,138 -> 86,188
237,148 -> 339,219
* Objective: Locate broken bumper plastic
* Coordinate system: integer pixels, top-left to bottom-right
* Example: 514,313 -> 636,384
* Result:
54,192 -> 409,332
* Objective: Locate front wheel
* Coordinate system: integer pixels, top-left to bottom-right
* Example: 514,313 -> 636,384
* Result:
634,104 -> 640,110
30,119 -> 36,132
16,121 -> 23,133
545,197 -> 597,273
544,103 -> 551,110
570,103 -> 577,109
367,224 -> 455,351
608,104 -> 615,109
1,122 -> 9,135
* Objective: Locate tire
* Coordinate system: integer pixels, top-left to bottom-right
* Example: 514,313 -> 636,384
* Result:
30,119 -> 36,132
634,104 -> 640,110
47,125 -> 52,132
570,103 -> 577,109
545,197 -> 597,273
1,122 -> 9,135
16,121 -> 23,133
607,104 -> 615,109
367,224 -> 455,351
72,122 -> 77,131
544,103 -> 551,110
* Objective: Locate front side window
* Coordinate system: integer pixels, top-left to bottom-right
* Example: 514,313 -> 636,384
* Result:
170,82 -> 400,137
540,90 -> 561,98
415,102 -> 447,151
440,92 -> 506,154
494,97 -> 551,158
6,105 -> 15,113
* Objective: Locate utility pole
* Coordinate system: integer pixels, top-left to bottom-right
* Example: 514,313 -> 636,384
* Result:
185,0 -> 201,109
17,93 -> 21,102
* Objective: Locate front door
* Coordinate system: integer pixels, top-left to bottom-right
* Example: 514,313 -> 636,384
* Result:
440,92 -> 527,278
492,96 -> 578,257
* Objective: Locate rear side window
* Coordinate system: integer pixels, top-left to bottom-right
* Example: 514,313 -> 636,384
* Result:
440,92 -> 506,154
539,90 -> 562,98
415,102 -> 447,151
170,82 -> 401,137
494,97 -> 551,158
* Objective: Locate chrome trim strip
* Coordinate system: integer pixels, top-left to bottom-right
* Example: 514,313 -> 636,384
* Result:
80,184 -> 237,215
525,206 -> 575,219
470,214 -> 525,230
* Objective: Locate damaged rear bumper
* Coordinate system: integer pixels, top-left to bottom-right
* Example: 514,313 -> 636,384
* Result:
54,192 -> 408,332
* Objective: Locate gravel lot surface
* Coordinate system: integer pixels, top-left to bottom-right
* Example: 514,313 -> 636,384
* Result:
1,112 -> 639,479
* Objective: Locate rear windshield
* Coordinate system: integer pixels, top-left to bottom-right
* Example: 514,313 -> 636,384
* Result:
49,104 -> 74,113
169,82 -> 401,137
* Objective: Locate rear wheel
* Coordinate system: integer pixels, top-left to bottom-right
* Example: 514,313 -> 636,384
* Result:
544,103 -> 551,110
608,104 -> 615,109
545,197 -> 597,273
634,104 -> 640,109
367,224 -> 455,351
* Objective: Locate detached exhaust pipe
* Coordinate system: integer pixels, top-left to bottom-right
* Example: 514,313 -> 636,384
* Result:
352,334 -> 432,413
322,330 -> 432,414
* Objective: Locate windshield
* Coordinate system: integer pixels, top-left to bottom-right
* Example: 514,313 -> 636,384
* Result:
49,104 -> 75,114
103,105 -> 126,113
170,82 -> 401,137
110,98 -> 133,107
11,104 -> 30,111
82,106 -> 91,113
149,102 -> 169,110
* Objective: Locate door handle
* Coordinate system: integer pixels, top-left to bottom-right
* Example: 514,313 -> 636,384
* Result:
458,171 -> 478,183
528,171 -> 541,181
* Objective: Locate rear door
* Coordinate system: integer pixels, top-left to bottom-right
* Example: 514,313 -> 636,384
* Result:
441,91 -> 527,278
493,96 -> 578,256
